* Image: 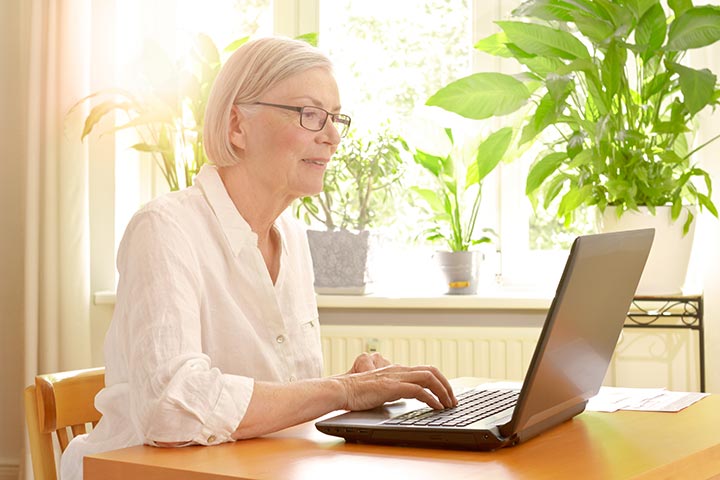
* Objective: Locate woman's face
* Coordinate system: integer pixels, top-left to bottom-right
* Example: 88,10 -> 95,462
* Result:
233,67 -> 343,202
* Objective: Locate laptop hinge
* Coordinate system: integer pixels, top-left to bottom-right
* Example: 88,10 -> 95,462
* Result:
501,402 -> 586,443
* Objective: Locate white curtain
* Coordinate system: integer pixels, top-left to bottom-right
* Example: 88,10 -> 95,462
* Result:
22,0 -> 94,478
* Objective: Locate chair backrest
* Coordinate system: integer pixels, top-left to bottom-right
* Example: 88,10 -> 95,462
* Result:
24,367 -> 105,480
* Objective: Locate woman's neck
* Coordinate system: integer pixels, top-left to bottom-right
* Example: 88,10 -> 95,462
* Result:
217,164 -> 290,239
217,165 -> 285,283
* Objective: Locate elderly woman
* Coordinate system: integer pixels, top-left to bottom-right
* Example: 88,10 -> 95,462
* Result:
61,37 -> 456,480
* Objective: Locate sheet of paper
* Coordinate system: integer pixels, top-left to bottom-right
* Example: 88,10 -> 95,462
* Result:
586,387 -> 666,412
473,382 -> 708,413
587,386 -> 709,412
600,388 -> 709,412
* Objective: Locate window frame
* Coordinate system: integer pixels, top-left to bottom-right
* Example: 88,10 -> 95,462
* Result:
89,0 -> 581,305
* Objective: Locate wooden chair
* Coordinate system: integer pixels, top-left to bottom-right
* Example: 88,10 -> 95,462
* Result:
24,367 -> 105,480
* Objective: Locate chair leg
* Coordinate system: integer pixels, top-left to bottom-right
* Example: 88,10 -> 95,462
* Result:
24,386 -> 58,480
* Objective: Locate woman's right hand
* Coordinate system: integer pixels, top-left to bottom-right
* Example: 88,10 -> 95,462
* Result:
335,364 -> 457,412
346,352 -> 392,374
231,363 -> 457,440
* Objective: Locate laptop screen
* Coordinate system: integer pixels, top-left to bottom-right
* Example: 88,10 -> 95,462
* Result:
501,229 -> 654,439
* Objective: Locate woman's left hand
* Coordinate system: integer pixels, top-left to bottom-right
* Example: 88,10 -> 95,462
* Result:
346,352 -> 392,374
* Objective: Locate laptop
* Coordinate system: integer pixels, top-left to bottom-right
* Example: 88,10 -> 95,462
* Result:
316,228 -> 654,450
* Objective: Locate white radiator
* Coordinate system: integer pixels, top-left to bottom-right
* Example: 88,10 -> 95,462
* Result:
320,325 -> 541,379
320,325 -> 700,391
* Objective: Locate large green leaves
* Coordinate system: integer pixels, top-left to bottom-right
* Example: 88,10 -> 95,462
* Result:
668,0 -> 693,17
573,14 -> 615,45
413,149 -> 447,178
496,21 -> 590,60
81,98 -> 135,140
467,127 -> 512,185
512,0 -> 576,22
602,41 -> 627,96
635,3 -> 666,61
513,0 -> 604,23
558,185 -> 594,223
424,0 -> 720,229
474,33 -> 513,58
517,56 -> 567,77
626,0 -> 663,20
426,72 -> 530,119
670,63 -> 717,114
294,32 -> 318,47
526,152 -> 567,195
667,6 -> 720,51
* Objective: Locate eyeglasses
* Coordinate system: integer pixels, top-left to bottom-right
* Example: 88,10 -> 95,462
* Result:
252,101 -> 352,137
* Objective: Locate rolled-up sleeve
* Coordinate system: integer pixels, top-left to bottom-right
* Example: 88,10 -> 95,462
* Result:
116,207 -> 252,445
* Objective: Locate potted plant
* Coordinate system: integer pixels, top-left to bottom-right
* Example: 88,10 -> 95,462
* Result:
411,128 -> 507,294
296,127 -> 407,294
76,33 -> 317,190
426,0 -> 720,293
74,34 -> 251,191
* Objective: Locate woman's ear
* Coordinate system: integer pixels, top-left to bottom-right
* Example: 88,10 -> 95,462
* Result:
228,105 -> 246,150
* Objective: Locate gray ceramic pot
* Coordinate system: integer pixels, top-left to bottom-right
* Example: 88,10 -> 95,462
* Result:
307,229 -> 371,295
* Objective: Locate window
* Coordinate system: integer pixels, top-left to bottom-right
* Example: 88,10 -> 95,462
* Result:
94,0 -> 593,297
315,0 -> 574,291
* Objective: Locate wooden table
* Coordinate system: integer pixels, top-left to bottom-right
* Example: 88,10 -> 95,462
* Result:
84,389 -> 720,480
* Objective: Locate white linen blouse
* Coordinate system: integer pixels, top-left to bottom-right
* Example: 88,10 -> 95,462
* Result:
60,165 -> 323,480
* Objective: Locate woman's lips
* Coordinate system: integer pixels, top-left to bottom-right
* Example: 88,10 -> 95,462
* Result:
303,158 -> 328,166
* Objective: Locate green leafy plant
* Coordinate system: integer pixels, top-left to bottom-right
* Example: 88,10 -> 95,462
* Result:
411,128 -> 509,251
426,0 -> 720,233
74,34 -> 250,191
296,128 -> 407,231
75,33 -> 318,192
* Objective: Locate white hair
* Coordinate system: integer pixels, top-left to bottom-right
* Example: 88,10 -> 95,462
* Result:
203,37 -> 333,167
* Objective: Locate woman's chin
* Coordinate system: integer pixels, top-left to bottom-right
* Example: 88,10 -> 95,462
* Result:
294,183 -> 324,199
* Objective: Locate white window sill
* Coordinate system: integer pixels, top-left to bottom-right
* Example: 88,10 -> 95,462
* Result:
315,289 -> 552,310
93,287 -> 553,311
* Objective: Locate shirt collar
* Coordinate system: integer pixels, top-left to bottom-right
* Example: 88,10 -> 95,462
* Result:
195,165 -> 258,255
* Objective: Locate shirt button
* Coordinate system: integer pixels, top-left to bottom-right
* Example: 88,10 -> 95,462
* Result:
276,335 -> 285,344
207,435 -> 216,443
289,375 -> 297,382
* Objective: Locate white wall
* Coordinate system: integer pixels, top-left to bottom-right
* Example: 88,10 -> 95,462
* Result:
0,0 -> 27,477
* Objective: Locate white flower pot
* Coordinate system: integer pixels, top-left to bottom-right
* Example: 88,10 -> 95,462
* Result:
434,250 -> 480,295
597,206 -> 696,295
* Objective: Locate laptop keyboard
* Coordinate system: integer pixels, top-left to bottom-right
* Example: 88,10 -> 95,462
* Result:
382,389 -> 519,427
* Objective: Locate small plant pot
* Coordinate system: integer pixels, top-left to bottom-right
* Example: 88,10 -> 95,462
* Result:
434,250 -> 480,295
307,229 -> 371,295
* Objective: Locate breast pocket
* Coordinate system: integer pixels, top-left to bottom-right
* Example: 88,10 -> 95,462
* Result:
299,316 -> 323,376
301,317 -> 321,345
